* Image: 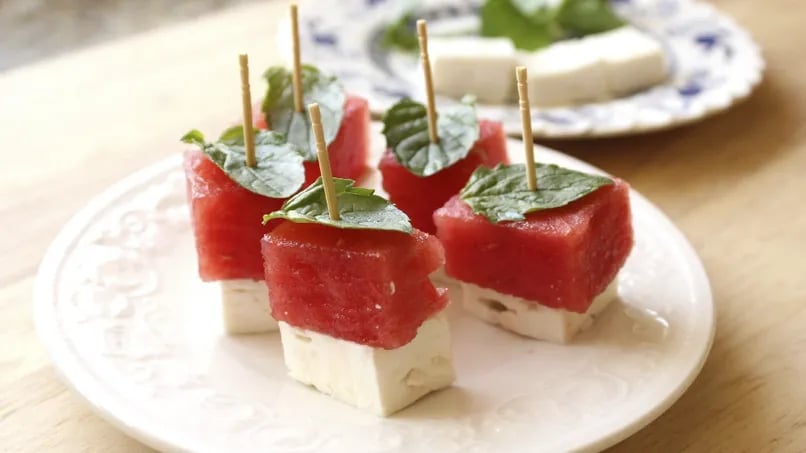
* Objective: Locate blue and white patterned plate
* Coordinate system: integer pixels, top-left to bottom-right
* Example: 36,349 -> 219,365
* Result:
279,0 -> 764,138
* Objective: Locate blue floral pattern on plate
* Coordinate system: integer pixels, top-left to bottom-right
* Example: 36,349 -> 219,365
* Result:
279,0 -> 763,138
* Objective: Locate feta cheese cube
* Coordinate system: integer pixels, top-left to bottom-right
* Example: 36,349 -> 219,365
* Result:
429,37 -> 518,104
462,279 -> 618,343
586,26 -> 667,96
218,279 -> 277,334
525,39 -> 610,107
279,313 -> 455,416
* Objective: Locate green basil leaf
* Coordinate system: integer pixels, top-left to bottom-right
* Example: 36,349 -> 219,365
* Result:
383,13 -> 419,52
218,125 -> 247,146
181,127 -> 305,199
460,163 -> 613,223
555,0 -> 625,36
480,0 -> 561,50
382,98 -> 480,177
261,65 -> 346,161
181,129 -> 206,147
264,177 -> 413,234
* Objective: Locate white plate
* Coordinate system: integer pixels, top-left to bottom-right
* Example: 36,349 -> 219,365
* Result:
35,129 -> 714,452
282,0 -> 763,138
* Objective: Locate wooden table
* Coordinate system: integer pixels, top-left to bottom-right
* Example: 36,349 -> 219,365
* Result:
1,1 -> 803,451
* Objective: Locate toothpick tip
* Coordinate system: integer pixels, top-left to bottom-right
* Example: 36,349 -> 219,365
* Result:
516,66 -> 527,81
417,19 -> 427,34
307,102 -> 321,120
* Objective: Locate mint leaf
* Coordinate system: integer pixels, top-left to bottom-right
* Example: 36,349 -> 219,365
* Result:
262,65 -> 346,161
480,0 -> 560,50
264,177 -> 413,234
383,13 -> 418,52
555,0 -> 624,36
181,127 -> 305,199
460,163 -> 613,223
382,98 -> 479,177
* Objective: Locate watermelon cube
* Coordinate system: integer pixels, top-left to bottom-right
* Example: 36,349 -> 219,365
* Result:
184,149 -> 284,282
434,179 -> 632,323
262,222 -> 455,415
262,223 -> 448,349
378,119 -> 509,234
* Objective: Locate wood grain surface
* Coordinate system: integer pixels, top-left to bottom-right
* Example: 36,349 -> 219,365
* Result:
1,1 -> 804,452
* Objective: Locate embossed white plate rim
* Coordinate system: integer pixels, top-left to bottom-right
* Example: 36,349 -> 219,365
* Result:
34,157 -> 193,452
34,142 -> 715,453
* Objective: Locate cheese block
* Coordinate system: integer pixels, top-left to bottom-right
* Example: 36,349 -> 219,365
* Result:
524,39 -> 609,107
218,279 -> 277,334
279,313 -> 454,416
429,36 -> 518,104
424,25 -> 666,107
462,279 -> 618,343
586,26 -> 667,96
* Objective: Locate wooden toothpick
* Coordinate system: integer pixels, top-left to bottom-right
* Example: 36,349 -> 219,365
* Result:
290,4 -> 304,113
416,19 -> 439,144
239,54 -> 257,168
308,103 -> 340,220
516,66 -> 537,191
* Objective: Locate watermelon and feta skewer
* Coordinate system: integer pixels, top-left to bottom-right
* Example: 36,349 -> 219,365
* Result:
262,104 -> 455,416
433,68 -> 633,343
183,4 -> 370,334
182,54 -> 308,334
256,4 -> 370,186
378,20 -> 509,234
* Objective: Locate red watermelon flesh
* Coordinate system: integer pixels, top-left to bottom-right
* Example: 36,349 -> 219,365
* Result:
183,149 -> 285,281
256,95 -> 370,185
262,223 -> 448,349
434,179 -> 633,313
378,119 -> 509,234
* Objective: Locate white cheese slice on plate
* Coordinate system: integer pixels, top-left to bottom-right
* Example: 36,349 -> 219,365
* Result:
461,279 -> 618,343
586,26 -> 668,96
429,36 -> 518,104
279,312 -> 455,416
218,279 -> 277,334
524,39 -> 610,107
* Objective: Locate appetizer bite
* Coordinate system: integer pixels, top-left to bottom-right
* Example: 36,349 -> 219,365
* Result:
182,55 -> 306,334
433,68 -> 633,343
262,104 -> 454,415
259,4 -> 370,184
379,20 -> 508,234
182,5 -> 371,335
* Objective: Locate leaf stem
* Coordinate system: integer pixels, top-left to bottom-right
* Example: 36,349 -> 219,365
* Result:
417,19 -> 439,144
516,66 -> 536,191
308,103 -> 340,220
239,54 -> 257,168
290,4 -> 304,113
